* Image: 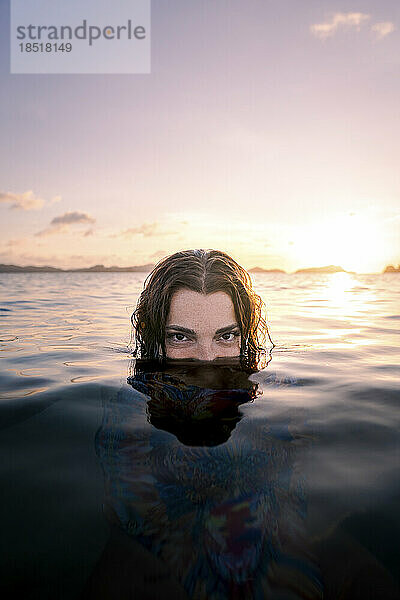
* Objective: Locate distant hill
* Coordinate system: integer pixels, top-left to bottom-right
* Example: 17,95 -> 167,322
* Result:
383,265 -> 400,273
0,263 -> 354,274
249,267 -> 286,273
294,265 -> 346,274
0,263 -> 153,273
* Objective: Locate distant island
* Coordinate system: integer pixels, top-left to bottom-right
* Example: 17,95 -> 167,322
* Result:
248,267 -> 286,274
0,263 -> 153,273
383,265 -> 400,273
1,262 -> 396,274
294,265 -> 346,274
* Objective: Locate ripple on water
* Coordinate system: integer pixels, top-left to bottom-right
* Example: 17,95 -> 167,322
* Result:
0,345 -> 24,353
70,375 -> 104,383
0,387 -> 49,400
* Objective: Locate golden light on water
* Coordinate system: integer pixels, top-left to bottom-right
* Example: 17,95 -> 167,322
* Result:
325,271 -> 358,305
269,271 -> 380,351
317,272 -> 378,349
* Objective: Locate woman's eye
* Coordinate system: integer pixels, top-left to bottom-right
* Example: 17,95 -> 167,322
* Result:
167,333 -> 188,342
219,331 -> 239,342
221,333 -> 233,341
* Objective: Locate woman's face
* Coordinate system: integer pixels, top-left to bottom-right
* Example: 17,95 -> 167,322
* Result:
165,289 -> 241,360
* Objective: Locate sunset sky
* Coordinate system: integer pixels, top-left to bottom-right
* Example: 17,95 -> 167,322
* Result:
0,0 -> 399,273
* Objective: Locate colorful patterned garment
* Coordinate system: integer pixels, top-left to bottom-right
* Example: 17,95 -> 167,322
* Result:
96,368 -> 323,600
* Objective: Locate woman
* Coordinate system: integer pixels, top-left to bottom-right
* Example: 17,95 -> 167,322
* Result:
131,249 -> 273,371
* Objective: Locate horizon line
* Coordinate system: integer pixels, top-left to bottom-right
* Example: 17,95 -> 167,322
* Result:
0,262 -> 397,275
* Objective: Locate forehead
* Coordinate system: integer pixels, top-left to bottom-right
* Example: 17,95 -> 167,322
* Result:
167,289 -> 237,330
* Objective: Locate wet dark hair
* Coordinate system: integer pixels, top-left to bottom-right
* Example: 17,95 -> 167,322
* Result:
131,249 -> 273,370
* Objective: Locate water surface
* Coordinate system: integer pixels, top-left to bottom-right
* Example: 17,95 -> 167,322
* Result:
0,272 -> 399,598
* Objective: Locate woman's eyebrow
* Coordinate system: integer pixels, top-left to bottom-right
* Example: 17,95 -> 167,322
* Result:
165,325 -> 196,335
215,323 -> 239,336
165,323 -> 239,336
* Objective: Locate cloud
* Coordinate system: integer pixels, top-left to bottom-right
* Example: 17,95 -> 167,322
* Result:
5,238 -> 24,247
83,228 -> 95,237
0,190 -> 62,210
0,251 -> 60,266
51,211 -> 95,226
110,222 -> 174,238
0,190 -> 45,210
35,211 -> 95,237
310,12 -> 371,39
371,21 -> 395,40
149,249 -> 168,259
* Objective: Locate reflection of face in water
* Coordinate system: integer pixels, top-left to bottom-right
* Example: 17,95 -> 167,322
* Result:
94,364 -> 323,600
165,290 -> 241,361
129,361 -> 259,446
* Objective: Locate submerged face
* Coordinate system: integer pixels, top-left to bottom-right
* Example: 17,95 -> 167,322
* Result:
165,289 -> 241,361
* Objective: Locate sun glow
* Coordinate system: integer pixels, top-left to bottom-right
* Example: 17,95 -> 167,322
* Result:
290,215 -> 386,273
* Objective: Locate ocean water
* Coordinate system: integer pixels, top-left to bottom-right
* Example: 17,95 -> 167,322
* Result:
0,272 -> 399,599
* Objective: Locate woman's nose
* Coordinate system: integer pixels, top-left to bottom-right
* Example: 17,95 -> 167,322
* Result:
196,343 -> 217,361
